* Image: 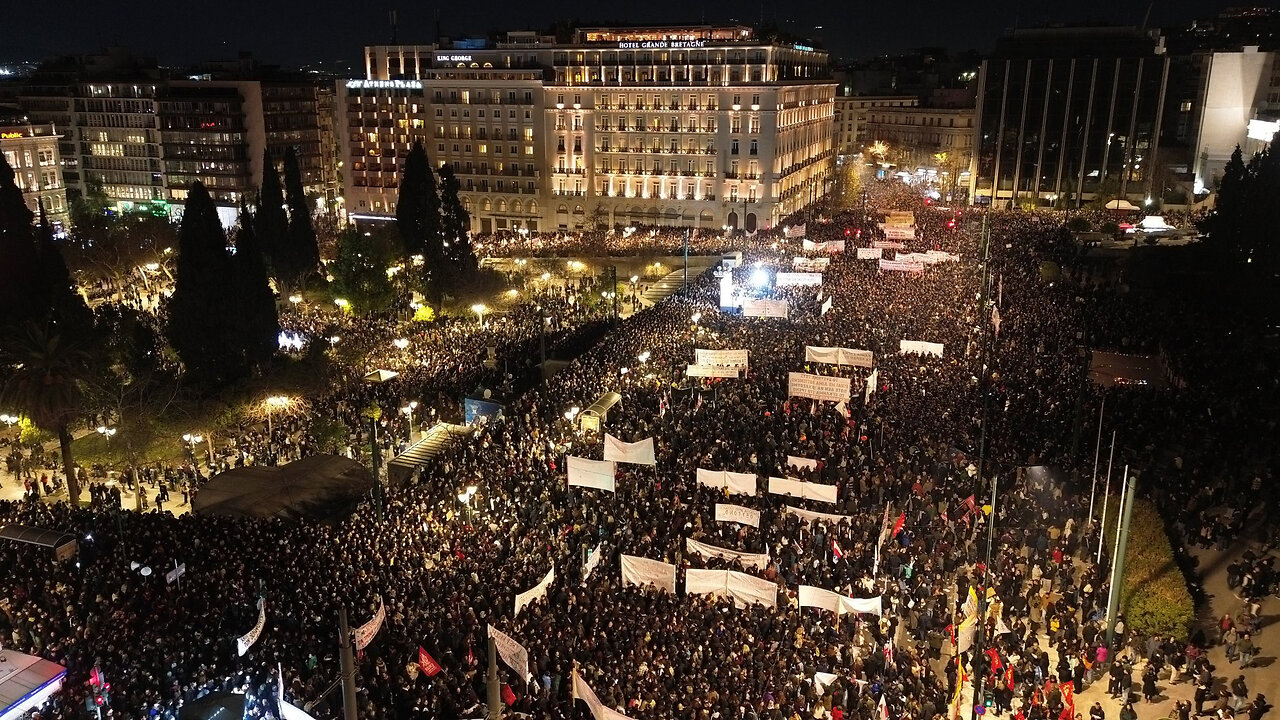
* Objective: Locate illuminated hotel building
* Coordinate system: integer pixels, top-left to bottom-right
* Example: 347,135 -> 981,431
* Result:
0,123 -> 69,222
339,26 -> 836,232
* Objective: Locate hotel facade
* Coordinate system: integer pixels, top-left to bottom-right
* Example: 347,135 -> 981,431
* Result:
339,26 -> 836,233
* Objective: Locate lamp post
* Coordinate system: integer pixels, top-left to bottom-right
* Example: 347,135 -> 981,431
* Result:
96,425 -> 116,451
393,337 -> 409,350
181,433 -> 202,463
401,401 -> 418,440
457,485 -> 478,522
471,303 -> 488,326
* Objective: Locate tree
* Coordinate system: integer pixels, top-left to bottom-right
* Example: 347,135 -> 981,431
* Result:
35,200 -> 92,334
280,147 -> 321,287
330,226 -> 399,314
165,182 -> 247,388
63,211 -> 176,296
438,163 -> 477,277
395,141 -> 442,264
88,304 -> 181,509
1,324 -> 91,505
255,148 -> 288,274
67,177 -> 112,246
231,198 -> 280,370
1200,145 -> 1249,264
0,152 -> 42,331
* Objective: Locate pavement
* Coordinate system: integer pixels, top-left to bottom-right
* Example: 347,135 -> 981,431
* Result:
1058,515 -> 1276,720
0,467 -> 192,516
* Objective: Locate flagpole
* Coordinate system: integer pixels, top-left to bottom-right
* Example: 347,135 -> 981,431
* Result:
1088,393 -> 1106,523
1096,431 -> 1116,563
338,608 -> 358,720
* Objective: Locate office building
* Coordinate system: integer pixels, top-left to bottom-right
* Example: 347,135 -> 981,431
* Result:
1186,46 -> 1278,192
339,25 -> 836,233
971,27 -> 1171,207
0,123 -> 68,222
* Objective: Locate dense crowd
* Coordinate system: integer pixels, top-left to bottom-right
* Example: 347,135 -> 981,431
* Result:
1,195 -> 1276,720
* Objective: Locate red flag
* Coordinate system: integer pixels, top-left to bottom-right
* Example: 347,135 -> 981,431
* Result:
832,539 -> 844,561
466,646 -> 476,667
963,495 -> 977,513
891,512 -> 905,539
985,647 -> 1002,673
1004,665 -> 1015,691
501,684 -> 517,706
418,647 -> 442,677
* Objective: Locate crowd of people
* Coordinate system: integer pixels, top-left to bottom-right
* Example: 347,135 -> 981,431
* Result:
1,192 -> 1276,720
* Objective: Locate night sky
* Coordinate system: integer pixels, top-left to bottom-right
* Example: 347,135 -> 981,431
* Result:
0,0 -> 1247,68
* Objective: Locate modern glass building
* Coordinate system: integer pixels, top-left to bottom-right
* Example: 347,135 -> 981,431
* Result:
971,27 -> 1170,208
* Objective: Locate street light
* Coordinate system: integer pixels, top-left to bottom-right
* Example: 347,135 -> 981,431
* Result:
334,298 -> 350,310
457,485 -> 478,521
393,338 -> 409,350
401,401 -> 418,437
471,303 -> 488,325
288,294 -> 303,305
96,425 -> 116,449
0,413 -> 18,428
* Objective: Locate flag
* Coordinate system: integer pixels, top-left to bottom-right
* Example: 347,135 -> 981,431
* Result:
864,368 -> 879,403
466,646 -> 476,667
832,540 -> 844,561
418,647 -> 442,677
991,304 -> 1001,336
502,684 -> 517,706
961,585 -> 979,619
986,647 -> 1003,673
877,503 -> 891,546
694,393 -> 703,413
891,512 -> 905,539
997,274 -> 1003,308
883,642 -> 894,666
1004,665 -> 1015,691
1061,682 -> 1075,717
878,693 -> 888,720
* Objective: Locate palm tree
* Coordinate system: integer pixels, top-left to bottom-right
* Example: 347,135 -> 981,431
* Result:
1,324 -> 90,505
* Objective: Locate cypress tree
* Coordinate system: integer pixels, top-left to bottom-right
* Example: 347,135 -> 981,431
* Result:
0,152 -> 41,330
166,182 -> 244,388
1201,146 -> 1248,264
395,141 -> 442,264
34,200 -> 92,334
255,148 -> 288,274
232,197 -> 280,370
438,164 -> 477,277
282,147 -> 320,287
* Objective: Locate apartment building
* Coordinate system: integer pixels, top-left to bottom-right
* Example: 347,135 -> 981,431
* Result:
339,25 -> 836,233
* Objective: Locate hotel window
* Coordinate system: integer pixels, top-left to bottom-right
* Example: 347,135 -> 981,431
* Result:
749,116 -> 760,133
750,139 -> 758,156
751,94 -> 760,105
731,140 -> 739,155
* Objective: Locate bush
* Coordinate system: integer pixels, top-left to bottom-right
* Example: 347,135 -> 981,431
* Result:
1099,221 -> 1121,236
1104,495 -> 1195,641
1067,217 -> 1092,233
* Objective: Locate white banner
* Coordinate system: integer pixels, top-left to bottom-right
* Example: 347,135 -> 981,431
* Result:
865,368 -> 879,403
572,670 -> 630,720
715,503 -> 761,528
695,348 -> 749,367
803,239 -> 845,253
784,223 -> 806,238
687,364 -> 741,378
814,671 -> 840,694
567,456 -> 617,492
786,455 -> 818,472
603,434 -> 656,465
620,555 -> 677,593
784,505 -> 854,526
583,542 -> 604,581
792,256 -> 830,271
685,537 -> 770,570
856,247 -> 883,260
883,226 -> 916,241
742,298 -> 789,319
805,346 -> 874,368
878,258 -> 925,273
787,372 -> 851,402
820,297 -> 833,316
899,339 -> 944,357
797,587 -> 883,616
514,565 -> 555,616
775,272 -> 823,287
488,624 -> 532,683
696,468 -> 758,496
768,476 -> 838,504
719,274 -> 736,309
685,569 -> 777,609
871,240 -> 904,250
353,599 -> 385,651
236,598 -> 266,657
